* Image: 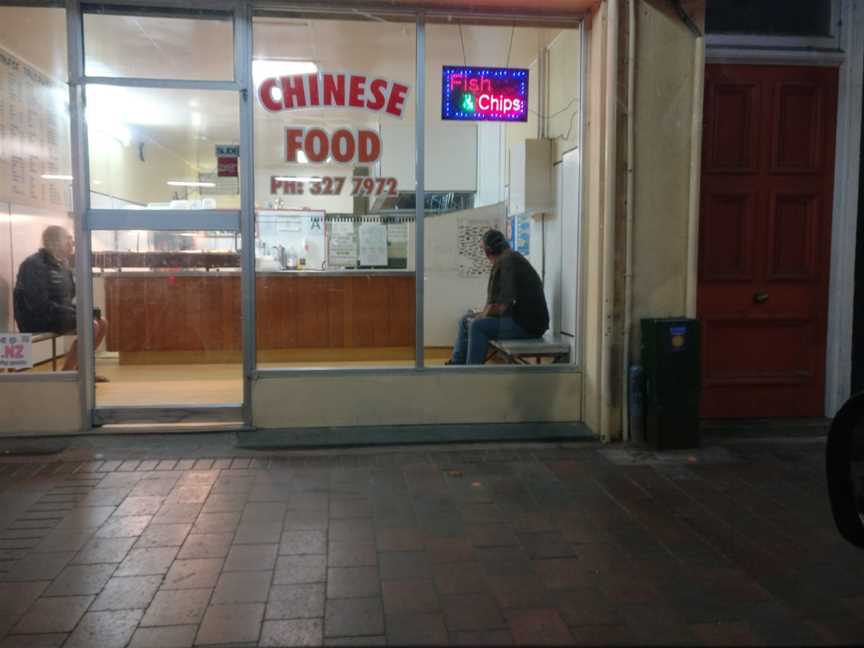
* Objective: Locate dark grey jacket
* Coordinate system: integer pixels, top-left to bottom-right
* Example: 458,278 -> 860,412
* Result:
13,249 -> 77,334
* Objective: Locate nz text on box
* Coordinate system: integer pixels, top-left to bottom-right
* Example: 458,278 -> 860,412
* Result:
0,333 -> 33,369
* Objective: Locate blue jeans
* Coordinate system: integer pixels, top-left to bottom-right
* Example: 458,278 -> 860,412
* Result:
450,313 -> 533,365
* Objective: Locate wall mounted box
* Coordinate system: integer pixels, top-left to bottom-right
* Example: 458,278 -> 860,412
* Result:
509,138 -> 554,216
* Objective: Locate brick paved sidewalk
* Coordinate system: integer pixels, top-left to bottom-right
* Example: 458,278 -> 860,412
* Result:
0,436 -> 862,646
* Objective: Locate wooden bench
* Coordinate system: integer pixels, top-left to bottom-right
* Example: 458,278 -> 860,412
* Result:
488,335 -> 572,365
5,332 -> 61,373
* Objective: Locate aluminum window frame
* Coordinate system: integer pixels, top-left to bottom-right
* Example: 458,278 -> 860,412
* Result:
705,0 -> 842,52
247,8 -> 586,377
51,0 -> 588,432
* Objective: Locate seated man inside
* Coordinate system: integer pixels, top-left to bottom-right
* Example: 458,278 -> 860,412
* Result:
14,225 -> 108,377
448,229 -> 549,365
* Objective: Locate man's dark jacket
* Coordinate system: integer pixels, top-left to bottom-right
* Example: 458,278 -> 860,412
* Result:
14,249 -> 76,334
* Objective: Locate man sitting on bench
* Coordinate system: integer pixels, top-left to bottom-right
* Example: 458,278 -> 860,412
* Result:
447,229 -> 549,365
14,226 -> 108,377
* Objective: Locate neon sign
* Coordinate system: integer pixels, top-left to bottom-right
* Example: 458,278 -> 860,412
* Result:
441,66 -> 529,122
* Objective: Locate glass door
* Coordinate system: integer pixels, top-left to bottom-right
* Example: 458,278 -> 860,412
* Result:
70,4 -> 251,425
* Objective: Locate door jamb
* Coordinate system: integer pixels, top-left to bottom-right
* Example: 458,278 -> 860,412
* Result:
825,0 -> 863,415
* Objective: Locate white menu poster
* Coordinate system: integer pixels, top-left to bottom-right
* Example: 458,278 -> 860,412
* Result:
359,222 -> 387,267
328,219 -> 357,267
0,47 -> 70,210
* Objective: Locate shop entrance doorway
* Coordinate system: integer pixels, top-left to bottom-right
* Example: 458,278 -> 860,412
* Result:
698,64 -> 838,418
72,6 -> 250,426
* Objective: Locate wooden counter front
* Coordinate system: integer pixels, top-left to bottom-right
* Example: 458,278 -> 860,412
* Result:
103,273 -> 415,362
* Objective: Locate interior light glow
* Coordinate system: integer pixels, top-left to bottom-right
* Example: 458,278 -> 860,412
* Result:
167,181 -> 216,188
252,59 -> 318,87
86,84 -> 168,136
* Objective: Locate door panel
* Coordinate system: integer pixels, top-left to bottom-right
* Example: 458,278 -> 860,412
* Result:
703,81 -> 761,173
703,319 -> 814,382
771,79 -> 828,173
698,65 -> 837,418
699,186 -> 757,281
767,191 -> 820,280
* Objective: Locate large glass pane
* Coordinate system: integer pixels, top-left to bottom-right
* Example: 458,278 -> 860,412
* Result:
706,0 -> 833,37
253,15 -> 416,368
84,8 -> 234,80
0,6 -> 78,374
425,24 -> 580,367
86,87 -> 240,210
91,229 -> 242,406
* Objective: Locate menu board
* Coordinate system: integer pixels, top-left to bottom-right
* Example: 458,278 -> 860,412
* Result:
0,46 -> 70,210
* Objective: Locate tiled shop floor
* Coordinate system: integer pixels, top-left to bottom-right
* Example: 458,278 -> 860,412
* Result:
0,435 -> 863,646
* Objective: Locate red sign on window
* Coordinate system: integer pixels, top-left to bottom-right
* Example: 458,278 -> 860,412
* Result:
218,155 -> 238,178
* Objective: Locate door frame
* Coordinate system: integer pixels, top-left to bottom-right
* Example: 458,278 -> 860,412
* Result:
66,0 -> 253,427
703,0 -> 864,416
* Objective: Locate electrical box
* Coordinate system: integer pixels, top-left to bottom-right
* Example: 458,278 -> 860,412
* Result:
640,318 -> 701,450
509,138 -> 554,216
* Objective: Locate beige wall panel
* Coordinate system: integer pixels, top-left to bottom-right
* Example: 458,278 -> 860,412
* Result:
580,3 -> 608,435
253,371 -> 581,428
0,380 -> 81,435
630,0 -> 704,356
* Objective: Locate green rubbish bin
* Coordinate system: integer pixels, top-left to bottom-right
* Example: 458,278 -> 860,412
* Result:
640,318 -> 701,450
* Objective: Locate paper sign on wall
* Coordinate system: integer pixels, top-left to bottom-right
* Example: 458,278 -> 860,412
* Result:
359,222 -> 388,267
328,220 -> 357,267
0,333 -> 33,369
515,215 -> 531,256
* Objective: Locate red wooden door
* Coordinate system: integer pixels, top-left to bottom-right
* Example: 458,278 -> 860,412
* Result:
698,65 -> 838,418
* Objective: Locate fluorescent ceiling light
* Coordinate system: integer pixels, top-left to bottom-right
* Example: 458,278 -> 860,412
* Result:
252,59 -> 318,86
167,181 -> 216,188
41,174 -> 73,181
274,176 -> 322,183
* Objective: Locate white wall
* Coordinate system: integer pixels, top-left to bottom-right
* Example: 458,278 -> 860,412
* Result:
559,149 -> 580,341
423,202 -> 505,346
380,121 -> 478,193
476,123 -> 506,207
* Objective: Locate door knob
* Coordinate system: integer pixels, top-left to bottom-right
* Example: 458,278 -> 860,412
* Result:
753,291 -> 769,304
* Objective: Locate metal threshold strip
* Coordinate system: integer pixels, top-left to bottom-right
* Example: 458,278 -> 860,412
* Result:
93,405 -> 244,426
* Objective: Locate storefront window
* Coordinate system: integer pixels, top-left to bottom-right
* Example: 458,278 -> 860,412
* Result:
424,24 -> 581,366
0,5 -> 77,374
86,87 -> 240,211
253,15 -> 417,368
83,7 -> 234,81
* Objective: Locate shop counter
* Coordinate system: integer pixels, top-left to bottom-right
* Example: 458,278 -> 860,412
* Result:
101,270 -> 415,363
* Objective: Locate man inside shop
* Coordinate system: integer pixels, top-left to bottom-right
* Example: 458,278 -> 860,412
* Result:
447,229 -> 549,365
14,225 -> 108,377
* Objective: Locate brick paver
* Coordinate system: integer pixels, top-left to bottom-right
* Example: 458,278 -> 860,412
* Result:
0,434 -> 862,645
